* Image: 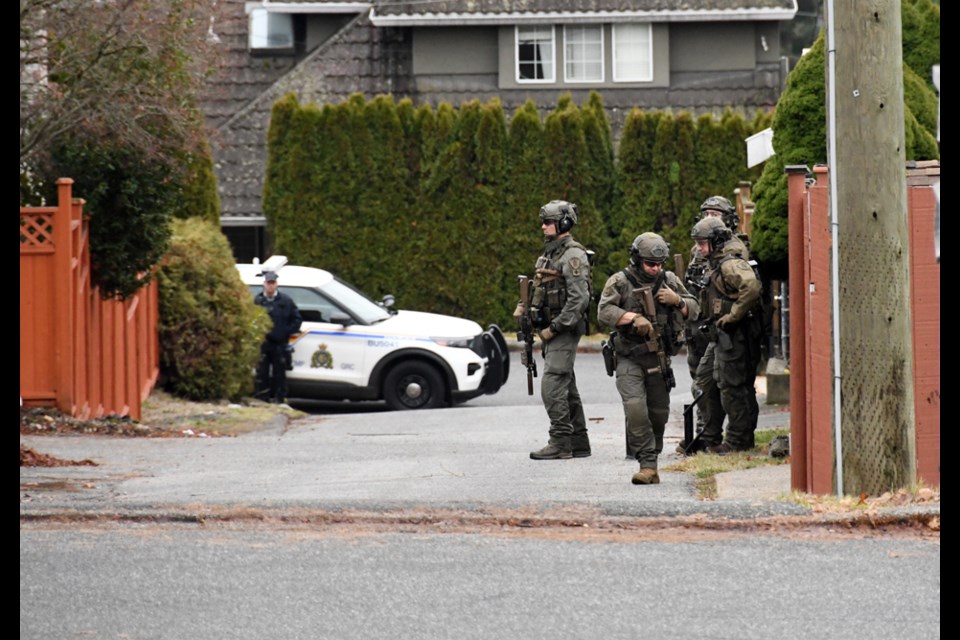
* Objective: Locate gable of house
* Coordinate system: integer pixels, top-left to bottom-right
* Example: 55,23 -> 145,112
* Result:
203,0 -> 797,259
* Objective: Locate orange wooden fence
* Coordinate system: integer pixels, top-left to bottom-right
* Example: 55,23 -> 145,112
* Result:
787,163 -> 940,492
20,179 -> 159,420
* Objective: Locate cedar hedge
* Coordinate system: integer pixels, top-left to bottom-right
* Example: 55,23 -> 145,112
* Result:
264,93 -> 780,327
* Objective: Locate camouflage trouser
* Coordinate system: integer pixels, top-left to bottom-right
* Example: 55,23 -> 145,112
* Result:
541,331 -> 588,448
696,326 -> 760,449
616,353 -> 670,469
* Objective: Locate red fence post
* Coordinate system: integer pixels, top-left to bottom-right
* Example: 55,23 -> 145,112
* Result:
53,179 -> 76,414
785,165 -> 810,492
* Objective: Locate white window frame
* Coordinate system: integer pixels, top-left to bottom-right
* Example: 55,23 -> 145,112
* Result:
515,25 -> 556,84
248,6 -> 294,50
612,23 -> 653,83
563,25 -> 604,83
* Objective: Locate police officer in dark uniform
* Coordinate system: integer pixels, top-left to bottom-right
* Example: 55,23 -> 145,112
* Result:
255,270 -> 302,404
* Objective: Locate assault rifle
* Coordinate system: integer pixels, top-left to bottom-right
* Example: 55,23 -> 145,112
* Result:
517,275 -> 538,395
632,285 -> 676,391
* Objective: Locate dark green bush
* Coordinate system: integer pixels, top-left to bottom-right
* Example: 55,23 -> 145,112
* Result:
158,217 -> 270,400
901,0 -> 940,91
751,16 -> 940,268
42,129 -> 177,299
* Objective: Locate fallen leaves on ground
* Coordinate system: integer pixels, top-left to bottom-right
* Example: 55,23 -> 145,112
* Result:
20,407 -> 185,438
20,444 -> 97,467
792,485 -> 941,514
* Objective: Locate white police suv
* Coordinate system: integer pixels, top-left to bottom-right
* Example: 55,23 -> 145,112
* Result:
238,256 -> 508,409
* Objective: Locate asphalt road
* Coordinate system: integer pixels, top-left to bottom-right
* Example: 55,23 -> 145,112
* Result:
21,524 -> 940,640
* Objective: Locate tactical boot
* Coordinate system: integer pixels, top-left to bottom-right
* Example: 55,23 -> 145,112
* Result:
705,442 -> 748,456
571,435 -> 591,458
530,442 -> 573,460
676,438 -> 706,456
631,468 -> 660,485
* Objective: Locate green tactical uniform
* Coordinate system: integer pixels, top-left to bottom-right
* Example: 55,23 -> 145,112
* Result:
599,267 -> 697,471
685,196 -> 746,440
522,200 -> 593,461
694,232 -> 762,451
534,234 -> 591,455
686,238 -> 753,438
684,245 -> 711,381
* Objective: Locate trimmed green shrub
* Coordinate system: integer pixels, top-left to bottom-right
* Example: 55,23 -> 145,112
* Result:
612,108 -> 662,270
658,111 -> 698,259
504,100 -> 548,317
157,217 -> 270,401
901,0 -> 940,92
542,100 -> 610,272
263,93 -> 300,248
418,99 -> 508,324
903,64 -> 939,140
582,91 -> 616,232
173,140 -> 221,225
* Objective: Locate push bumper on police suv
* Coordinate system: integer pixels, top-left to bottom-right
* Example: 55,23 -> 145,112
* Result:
451,325 -> 509,402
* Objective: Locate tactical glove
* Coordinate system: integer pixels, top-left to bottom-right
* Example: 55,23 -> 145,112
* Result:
539,326 -> 557,342
632,315 -> 653,338
656,287 -> 681,308
512,302 -> 526,321
716,313 -> 735,329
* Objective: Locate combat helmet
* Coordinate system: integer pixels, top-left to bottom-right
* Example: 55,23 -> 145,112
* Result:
539,200 -> 579,234
699,195 -> 739,230
691,216 -> 732,253
630,232 -> 670,268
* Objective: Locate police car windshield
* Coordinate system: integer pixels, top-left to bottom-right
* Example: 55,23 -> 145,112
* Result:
322,278 -> 392,324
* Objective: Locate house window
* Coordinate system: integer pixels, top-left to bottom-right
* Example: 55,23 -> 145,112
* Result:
612,24 -> 652,82
249,7 -> 293,50
516,26 -> 555,83
564,25 -> 604,82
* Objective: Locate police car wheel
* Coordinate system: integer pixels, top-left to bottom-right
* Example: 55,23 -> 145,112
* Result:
383,361 -> 445,410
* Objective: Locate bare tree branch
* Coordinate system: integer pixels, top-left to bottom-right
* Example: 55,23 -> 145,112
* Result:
20,0 -> 220,166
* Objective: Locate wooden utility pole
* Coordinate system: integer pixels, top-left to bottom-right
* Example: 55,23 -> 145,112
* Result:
828,1 -> 916,494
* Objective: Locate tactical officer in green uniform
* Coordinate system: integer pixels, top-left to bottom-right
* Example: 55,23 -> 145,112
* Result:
690,217 -> 762,454
682,196 -> 746,449
517,200 -> 592,460
598,233 -> 697,484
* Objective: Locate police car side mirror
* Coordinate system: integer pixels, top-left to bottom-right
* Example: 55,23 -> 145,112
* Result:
300,310 -> 325,323
380,294 -> 396,309
330,311 -> 353,326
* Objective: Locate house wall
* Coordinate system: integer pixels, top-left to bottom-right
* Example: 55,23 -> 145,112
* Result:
413,27 -> 498,74
495,24 -> 670,90
755,21 -> 782,64
670,23 -> 757,72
